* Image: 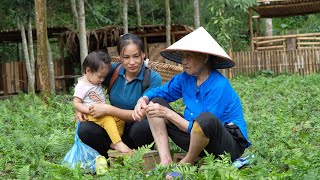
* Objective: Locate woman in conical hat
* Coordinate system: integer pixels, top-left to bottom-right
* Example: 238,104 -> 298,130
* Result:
133,27 -> 250,167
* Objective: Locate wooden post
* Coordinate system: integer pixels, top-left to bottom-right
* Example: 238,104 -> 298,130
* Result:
14,62 -> 20,93
249,8 -> 254,51
143,36 -> 148,58
1,64 -> 7,95
59,37 -> 66,92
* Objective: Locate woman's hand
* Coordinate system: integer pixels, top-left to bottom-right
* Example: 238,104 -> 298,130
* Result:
89,104 -> 110,118
145,101 -> 168,118
75,110 -> 88,122
133,96 -> 149,121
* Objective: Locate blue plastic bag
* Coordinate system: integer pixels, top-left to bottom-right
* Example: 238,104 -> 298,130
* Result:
62,122 -> 101,173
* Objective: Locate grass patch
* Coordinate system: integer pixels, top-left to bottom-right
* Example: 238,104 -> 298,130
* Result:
0,74 -> 319,179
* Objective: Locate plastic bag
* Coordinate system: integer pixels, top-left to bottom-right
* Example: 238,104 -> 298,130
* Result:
62,122 -> 101,173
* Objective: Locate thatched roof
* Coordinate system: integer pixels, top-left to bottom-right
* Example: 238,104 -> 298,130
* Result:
61,24 -> 193,56
0,26 -> 69,43
252,0 -> 320,18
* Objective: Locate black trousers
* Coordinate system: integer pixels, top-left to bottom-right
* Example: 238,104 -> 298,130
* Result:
78,118 -> 154,157
151,97 -> 248,161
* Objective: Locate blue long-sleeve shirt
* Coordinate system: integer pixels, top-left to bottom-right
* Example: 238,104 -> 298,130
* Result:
104,63 -> 162,110
144,70 -> 250,144
103,63 -> 162,131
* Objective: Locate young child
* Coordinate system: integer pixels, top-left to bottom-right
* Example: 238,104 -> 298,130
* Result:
73,50 -> 132,153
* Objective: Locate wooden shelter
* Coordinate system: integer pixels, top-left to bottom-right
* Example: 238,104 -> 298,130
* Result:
249,0 -> 320,51
61,25 -> 193,70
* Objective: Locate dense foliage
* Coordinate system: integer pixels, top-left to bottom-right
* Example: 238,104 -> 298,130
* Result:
1,73 -> 319,179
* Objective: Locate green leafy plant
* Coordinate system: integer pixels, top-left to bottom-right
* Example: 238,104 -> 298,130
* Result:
1,74 -> 320,179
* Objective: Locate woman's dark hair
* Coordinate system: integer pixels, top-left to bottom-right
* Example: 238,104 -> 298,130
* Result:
82,50 -> 111,74
117,33 -> 145,56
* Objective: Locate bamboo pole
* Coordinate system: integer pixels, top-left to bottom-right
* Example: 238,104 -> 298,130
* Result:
297,37 -> 320,40
298,42 -> 320,45
308,48 -> 312,74
249,8 -> 254,51
14,62 -> 19,93
316,48 -> 320,72
255,32 -> 320,40
288,50 -> 292,74
256,38 -> 285,45
256,45 -> 283,50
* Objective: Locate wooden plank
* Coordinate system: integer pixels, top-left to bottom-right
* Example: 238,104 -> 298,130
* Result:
313,48 -> 318,73
316,49 -> 320,72
0,64 -> 4,95
245,51 -> 248,75
5,63 -> 12,95
288,50 -> 292,74
248,51 -> 252,75
0,63 -> 3,92
306,48 -> 310,74
14,62 -> 20,93
22,62 -> 28,92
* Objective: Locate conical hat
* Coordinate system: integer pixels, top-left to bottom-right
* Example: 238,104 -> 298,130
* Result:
160,27 -> 235,69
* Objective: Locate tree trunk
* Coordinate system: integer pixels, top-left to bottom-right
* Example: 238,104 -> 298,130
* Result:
265,18 -> 272,36
27,16 -> 35,77
264,2 -> 272,37
123,0 -> 128,34
193,0 -> 200,29
35,0 -> 50,99
135,0 -> 141,26
77,0 -> 88,72
47,36 -> 55,94
70,0 -> 79,30
165,0 -> 171,47
18,17 -> 35,94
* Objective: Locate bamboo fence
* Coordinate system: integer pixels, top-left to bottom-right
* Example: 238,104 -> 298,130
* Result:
227,48 -> 320,78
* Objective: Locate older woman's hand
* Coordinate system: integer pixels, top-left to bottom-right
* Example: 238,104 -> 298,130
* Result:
145,101 -> 168,118
75,110 -> 88,122
89,104 -> 110,118
133,96 -> 149,121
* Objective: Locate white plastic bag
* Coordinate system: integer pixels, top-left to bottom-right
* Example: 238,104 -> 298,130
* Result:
62,122 -> 101,173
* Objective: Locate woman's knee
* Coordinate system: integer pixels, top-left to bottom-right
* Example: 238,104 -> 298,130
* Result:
150,97 -> 167,105
150,97 -> 175,111
194,112 -> 220,138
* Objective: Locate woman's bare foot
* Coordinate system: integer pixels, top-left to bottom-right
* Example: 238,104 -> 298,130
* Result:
114,141 -> 132,153
179,156 -> 195,165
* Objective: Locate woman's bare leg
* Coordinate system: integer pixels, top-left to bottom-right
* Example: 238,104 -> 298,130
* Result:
180,122 -> 209,165
148,116 -> 173,165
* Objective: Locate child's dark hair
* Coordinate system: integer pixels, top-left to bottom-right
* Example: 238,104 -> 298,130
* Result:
117,33 -> 145,56
82,50 -> 111,73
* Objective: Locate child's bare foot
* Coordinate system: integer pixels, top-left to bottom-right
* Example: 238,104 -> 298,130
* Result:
114,141 -> 132,153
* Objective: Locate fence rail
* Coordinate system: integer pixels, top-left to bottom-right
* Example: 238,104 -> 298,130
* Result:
1,48 -> 320,95
225,48 -> 320,78
253,32 -> 320,51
